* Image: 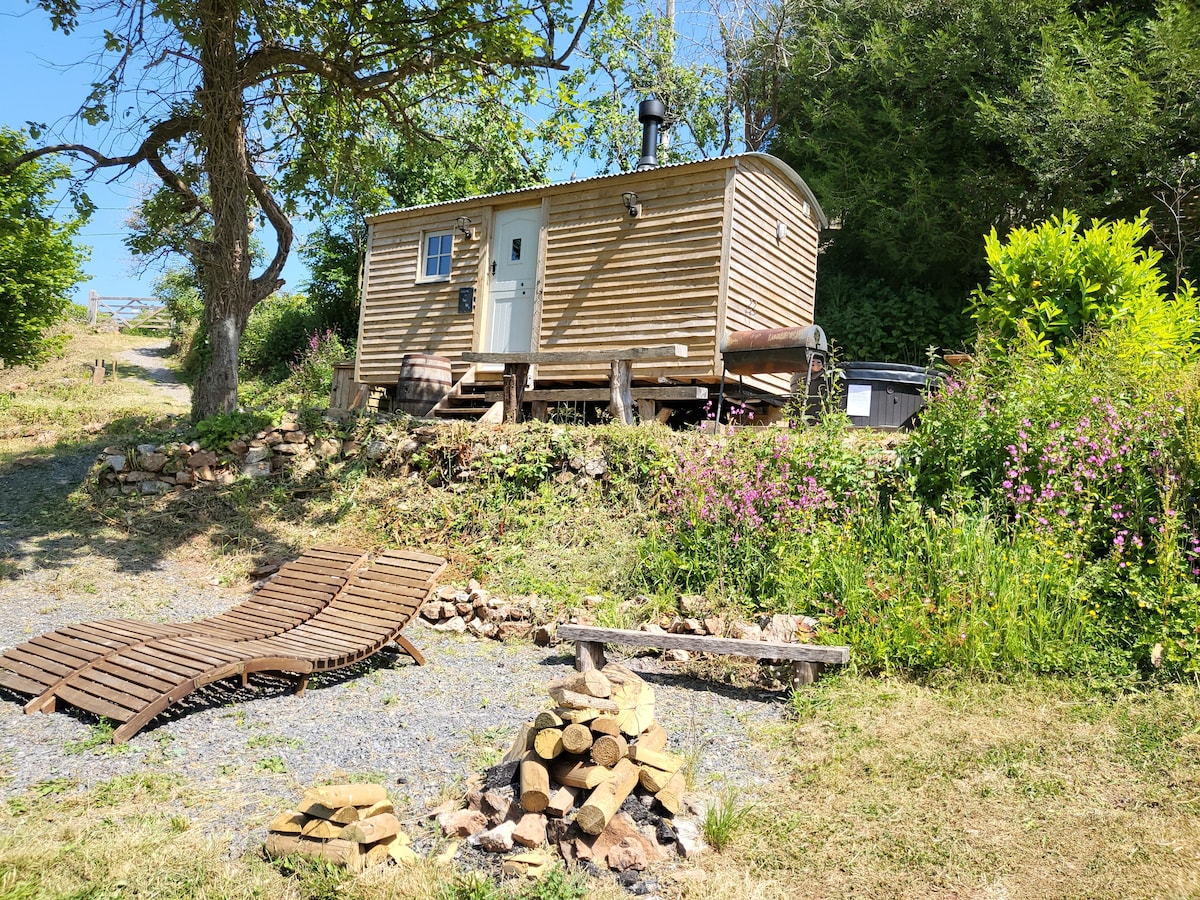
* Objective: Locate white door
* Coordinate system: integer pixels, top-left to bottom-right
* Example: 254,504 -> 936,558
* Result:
486,207 -> 540,353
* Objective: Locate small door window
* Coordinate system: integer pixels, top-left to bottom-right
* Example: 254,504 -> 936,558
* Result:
419,231 -> 454,281
511,238 -> 522,261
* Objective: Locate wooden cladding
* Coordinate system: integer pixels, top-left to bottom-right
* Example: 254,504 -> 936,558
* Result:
357,155 -> 824,389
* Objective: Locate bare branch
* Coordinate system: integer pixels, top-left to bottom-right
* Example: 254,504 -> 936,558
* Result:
245,163 -> 292,303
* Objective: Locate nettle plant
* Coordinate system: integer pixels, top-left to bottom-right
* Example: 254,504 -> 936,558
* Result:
643,425 -> 880,606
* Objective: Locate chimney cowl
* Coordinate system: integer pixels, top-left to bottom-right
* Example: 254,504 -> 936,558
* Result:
636,99 -> 666,171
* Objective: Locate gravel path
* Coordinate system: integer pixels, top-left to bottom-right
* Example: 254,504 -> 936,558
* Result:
117,338 -> 191,407
0,459 -> 788,855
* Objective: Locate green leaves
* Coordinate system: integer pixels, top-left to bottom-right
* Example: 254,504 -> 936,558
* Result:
0,128 -> 90,367
970,210 -> 1195,359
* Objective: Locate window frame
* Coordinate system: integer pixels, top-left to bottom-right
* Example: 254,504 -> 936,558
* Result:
417,229 -> 455,283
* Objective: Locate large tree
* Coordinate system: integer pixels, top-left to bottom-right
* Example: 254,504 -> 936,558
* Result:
761,0 -> 1200,360
0,128 -> 90,367
1,0 -> 596,419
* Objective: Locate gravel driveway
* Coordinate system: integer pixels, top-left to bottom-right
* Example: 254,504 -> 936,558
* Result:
0,455 -> 787,855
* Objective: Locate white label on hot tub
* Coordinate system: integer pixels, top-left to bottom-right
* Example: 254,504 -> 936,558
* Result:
846,383 -> 872,417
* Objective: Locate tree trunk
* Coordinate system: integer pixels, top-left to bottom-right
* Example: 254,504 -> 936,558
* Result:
190,0 -> 255,420
192,309 -> 245,420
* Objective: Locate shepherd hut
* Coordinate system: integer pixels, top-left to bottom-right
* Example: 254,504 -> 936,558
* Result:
353,103 -> 827,421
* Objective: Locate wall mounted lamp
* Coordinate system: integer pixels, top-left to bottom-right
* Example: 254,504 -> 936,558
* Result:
621,191 -> 641,219
455,216 -> 474,238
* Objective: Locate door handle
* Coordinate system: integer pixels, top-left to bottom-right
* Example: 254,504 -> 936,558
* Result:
491,261 -> 497,276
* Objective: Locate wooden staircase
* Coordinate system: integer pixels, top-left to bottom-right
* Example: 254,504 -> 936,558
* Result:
426,368 -> 503,421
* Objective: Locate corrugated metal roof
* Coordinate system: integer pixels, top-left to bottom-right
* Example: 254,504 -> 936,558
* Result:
365,152 -> 827,228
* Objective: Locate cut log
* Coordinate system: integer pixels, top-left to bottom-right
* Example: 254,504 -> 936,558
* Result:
520,758 -> 551,813
576,758 -> 641,835
304,783 -> 387,809
628,745 -> 682,773
328,805 -> 361,825
545,785 -> 577,818
616,683 -> 656,736
301,817 -> 345,839
548,686 -> 619,712
386,836 -> 419,866
590,716 -> 622,736
550,760 -> 613,790
554,707 -> 604,724
600,661 -> 644,686
265,834 -> 363,871
364,843 -> 392,868
533,711 -> 564,731
547,670 -> 612,699
655,770 -> 685,816
533,727 -> 565,761
590,733 -> 628,768
561,723 -> 594,754
502,722 -> 536,763
267,810 -> 306,834
635,723 -> 668,753
359,800 -> 394,820
339,812 -> 402,844
296,797 -> 339,820
502,850 -> 552,878
638,764 -> 674,793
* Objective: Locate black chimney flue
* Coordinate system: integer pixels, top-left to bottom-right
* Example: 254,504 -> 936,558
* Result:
636,99 -> 666,171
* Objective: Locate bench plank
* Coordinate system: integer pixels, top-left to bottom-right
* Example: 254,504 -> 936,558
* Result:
555,625 -> 850,665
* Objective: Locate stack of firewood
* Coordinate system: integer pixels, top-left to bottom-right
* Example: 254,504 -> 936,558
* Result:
442,662 -> 689,874
264,783 -> 417,871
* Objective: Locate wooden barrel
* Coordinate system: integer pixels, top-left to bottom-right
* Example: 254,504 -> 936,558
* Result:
395,354 -> 452,416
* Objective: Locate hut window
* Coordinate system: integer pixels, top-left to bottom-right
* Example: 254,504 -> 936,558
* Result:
419,231 -> 454,281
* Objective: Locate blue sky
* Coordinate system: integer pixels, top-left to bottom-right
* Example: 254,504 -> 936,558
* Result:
0,5 -> 308,308
0,3 -> 713,310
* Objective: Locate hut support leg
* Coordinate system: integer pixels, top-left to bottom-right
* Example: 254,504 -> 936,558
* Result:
503,364 -> 530,423
715,368 -> 727,426
609,359 -> 633,425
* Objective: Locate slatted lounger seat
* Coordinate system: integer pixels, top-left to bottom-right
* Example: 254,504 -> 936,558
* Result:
0,545 -> 369,714
4,548 -> 446,743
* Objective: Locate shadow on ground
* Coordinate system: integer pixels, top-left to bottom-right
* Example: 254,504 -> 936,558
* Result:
0,435 -> 318,581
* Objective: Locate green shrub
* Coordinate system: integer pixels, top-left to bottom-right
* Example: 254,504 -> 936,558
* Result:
190,409 -> 274,450
816,273 -> 974,363
286,328 -> 349,402
239,292 -> 321,379
971,210 -> 1198,357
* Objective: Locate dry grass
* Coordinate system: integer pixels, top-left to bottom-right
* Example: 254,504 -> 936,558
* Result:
0,323 -> 185,467
673,676 -> 1200,900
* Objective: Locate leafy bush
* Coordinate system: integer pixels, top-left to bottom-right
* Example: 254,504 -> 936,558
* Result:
239,292 -> 322,379
287,328 -> 349,402
971,210 -> 1199,357
815,273 -> 974,363
190,409 -> 274,450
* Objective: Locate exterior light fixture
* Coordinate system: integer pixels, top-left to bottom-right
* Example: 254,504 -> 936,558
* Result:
621,191 -> 641,218
455,216 -> 474,238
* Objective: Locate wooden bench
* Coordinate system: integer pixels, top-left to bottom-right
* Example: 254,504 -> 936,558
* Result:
461,344 -> 689,424
556,624 -> 850,687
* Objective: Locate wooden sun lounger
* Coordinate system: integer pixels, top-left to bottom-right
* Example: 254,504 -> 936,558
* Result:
0,548 -> 445,742
0,545 -> 369,714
